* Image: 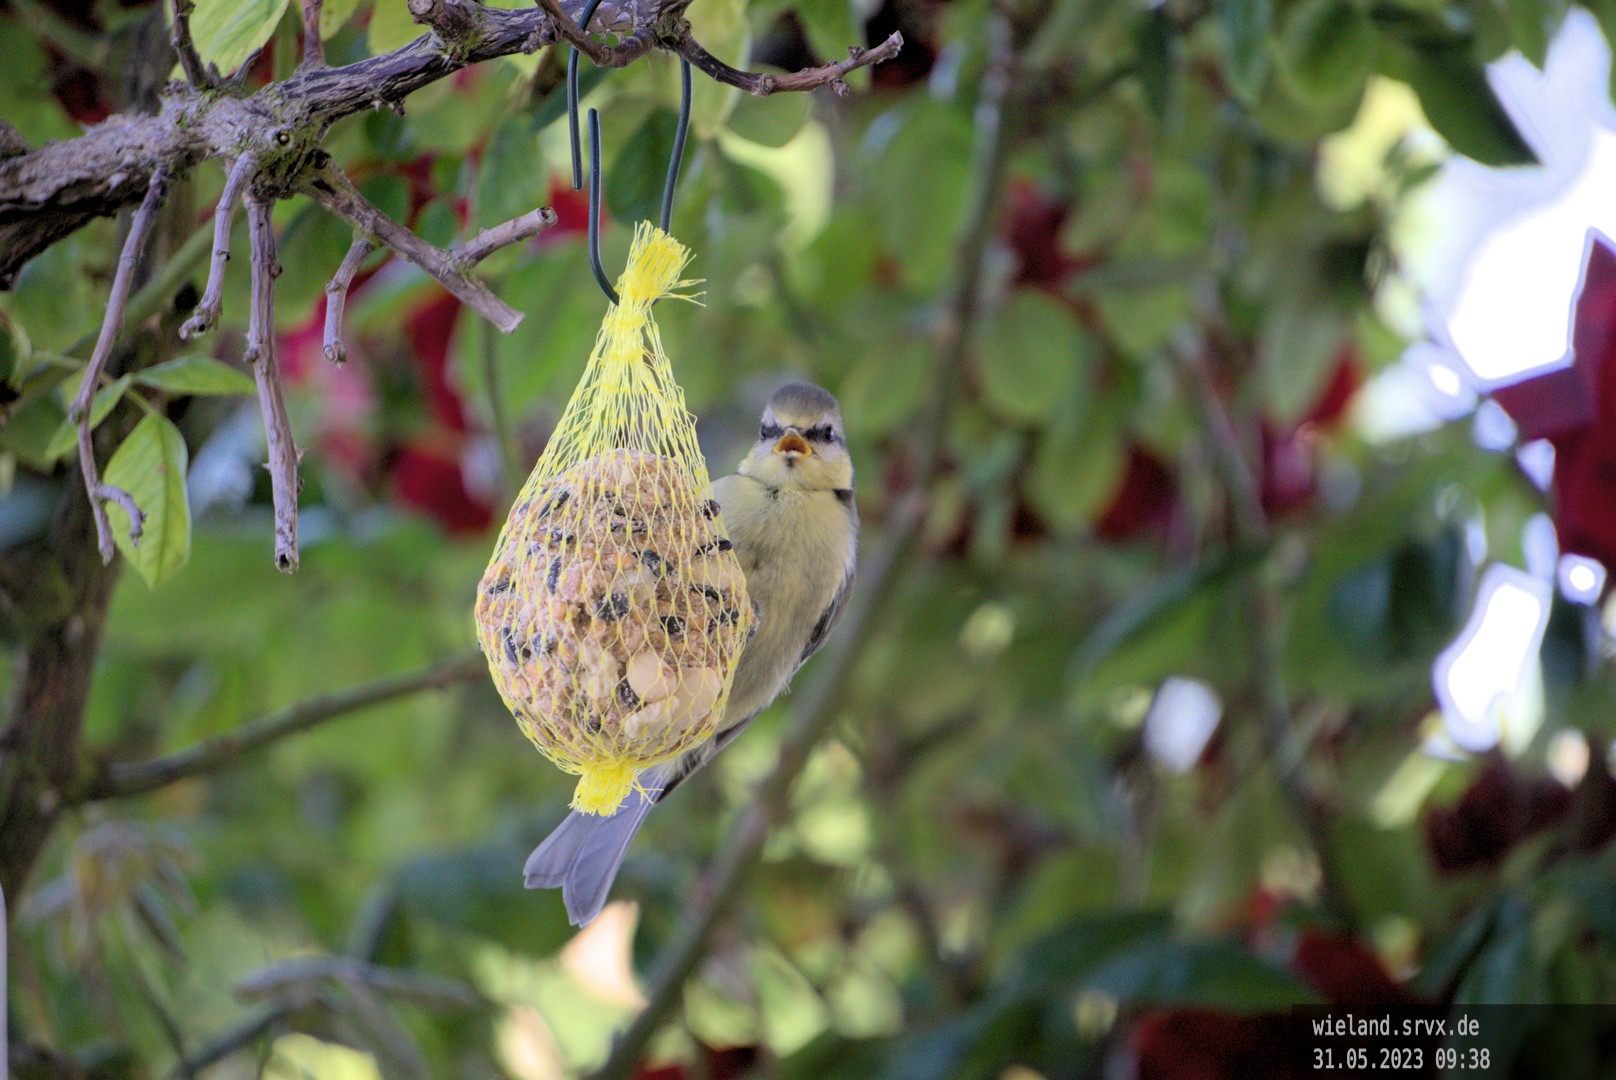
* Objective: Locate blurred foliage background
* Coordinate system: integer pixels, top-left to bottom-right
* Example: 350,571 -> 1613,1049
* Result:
4,0 -> 1616,1076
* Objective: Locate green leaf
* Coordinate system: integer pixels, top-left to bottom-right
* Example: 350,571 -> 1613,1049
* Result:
869,101 -> 974,291
606,109 -> 681,226
1012,912 -> 1175,996
475,113 -> 549,232
1025,390 -> 1124,532
1506,0 -> 1559,69
44,375 -> 131,462
1084,938 -> 1324,1011
0,309 -> 29,387
977,292 -> 1088,425
0,391 -> 67,471
321,0 -> 367,36
1220,0 -> 1273,101
726,84 -> 813,148
0,20 -> 74,145
189,0 -> 292,77
102,413 -> 191,588
1258,302 -> 1347,423
687,0 -> 751,138
1279,0 -> 1375,104
368,0 -> 425,56
1136,9 -> 1178,125
1390,39 -> 1536,166
795,0 -> 861,73
1067,547 -> 1265,699
135,356 -> 256,397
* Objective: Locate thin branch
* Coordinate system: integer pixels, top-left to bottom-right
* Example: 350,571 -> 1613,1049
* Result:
0,0 -> 900,286
1175,328 -> 1354,927
672,30 -> 904,97
323,234 -> 374,364
302,0 -> 326,69
451,206 -> 559,268
180,153 -> 257,341
244,196 -> 301,573
170,0 -> 211,87
587,16 -> 1015,1080
170,1003 -> 288,1080
533,0 -> 653,68
303,165 -> 526,333
70,169 -> 170,565
80,649 -> 484,802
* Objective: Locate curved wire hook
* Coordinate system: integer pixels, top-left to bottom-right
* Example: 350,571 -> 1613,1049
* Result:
566,1 -> 694,305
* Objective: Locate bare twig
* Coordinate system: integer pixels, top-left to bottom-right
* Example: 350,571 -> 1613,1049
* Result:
244,196 -> 301,573
304,166 -> 526,333
180,153 -> 257,341
80,649 -> 484,801
533,0 -> 653,68
323,234 -> 375,364
170,0 -> 211,87
587,17 -> 1014,1080
673,30 -> 904,97
71,169 -> 170,565
302,0 -> 326,69
451,206 -> 558,267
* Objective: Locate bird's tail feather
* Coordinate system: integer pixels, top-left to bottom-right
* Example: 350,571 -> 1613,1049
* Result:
524,769 -> 665,926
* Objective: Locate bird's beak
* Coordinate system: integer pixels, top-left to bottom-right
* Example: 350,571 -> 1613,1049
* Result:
774,430 -> 811,457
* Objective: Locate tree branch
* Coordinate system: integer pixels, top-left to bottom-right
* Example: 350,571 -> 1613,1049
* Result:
673,30 -> 903,97
79,649 -> 484,802
587,15 -> 1014,1079
323,233 -> 374,364
303,165 -> 528,333
179,152 -> 257,341
170,0 -> 212,88
0,0 -> 900,287
533,0 -> 654,68
302,0 -> 326,69
70,169 -> 169,565
451,206 -> 559,267
244,196 -> 301,573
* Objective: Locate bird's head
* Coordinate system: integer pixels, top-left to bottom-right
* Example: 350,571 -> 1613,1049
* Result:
737,382 -> 853,492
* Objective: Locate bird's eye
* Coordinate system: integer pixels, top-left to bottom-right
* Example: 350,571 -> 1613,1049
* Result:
760,423 -> 783,441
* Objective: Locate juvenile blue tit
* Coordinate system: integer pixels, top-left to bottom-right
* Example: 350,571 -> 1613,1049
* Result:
524,382 -> 859,926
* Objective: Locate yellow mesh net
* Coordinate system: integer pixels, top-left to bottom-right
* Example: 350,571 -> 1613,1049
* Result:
474,223 -> 755,815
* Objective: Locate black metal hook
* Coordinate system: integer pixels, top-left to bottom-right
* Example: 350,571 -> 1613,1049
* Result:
566,1 -> 694,305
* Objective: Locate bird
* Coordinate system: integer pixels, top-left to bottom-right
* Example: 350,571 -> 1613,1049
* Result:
523,381 -> 859,926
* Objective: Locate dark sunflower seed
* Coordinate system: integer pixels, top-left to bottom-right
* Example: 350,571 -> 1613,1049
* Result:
639,550 -> 665,575
660,614 -> 686,637
500,627 -> 520,666
546,557 -> 563,593
536,489 -> 570,519
486,575 -> 514,596
691,584 -> 722,603
617,680 -> 641,709
595,592 -> 631,621
702,499 -> 721,519
695,538 -> 734,556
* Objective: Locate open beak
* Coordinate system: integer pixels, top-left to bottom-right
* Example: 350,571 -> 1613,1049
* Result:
774,430 -> 811,457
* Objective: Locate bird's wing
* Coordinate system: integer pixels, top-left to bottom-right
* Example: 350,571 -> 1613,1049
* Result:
650,711 -> 756,802
799,562 -> 855,666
